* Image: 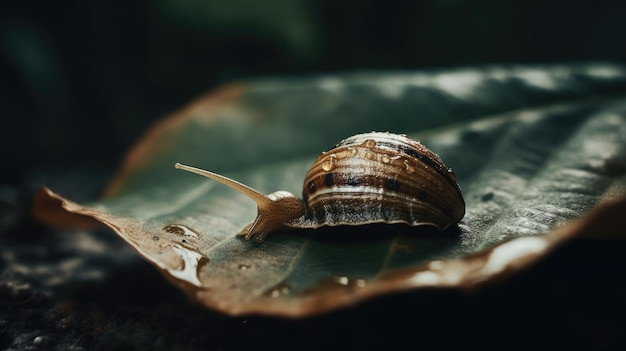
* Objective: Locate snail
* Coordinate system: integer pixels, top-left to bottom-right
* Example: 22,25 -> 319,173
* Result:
175,132 -> 465,242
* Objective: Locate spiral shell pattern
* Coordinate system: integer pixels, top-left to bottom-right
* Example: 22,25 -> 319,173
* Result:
287,132 -> 465,230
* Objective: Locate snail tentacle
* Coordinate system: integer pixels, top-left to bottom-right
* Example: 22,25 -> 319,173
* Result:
175,163 -> 304,242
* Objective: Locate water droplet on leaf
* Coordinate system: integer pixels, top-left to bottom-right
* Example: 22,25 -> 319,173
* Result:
331,276 -> 367,288
163,224 -> 199,238
481,192 -> 494,202
266,282 -> 291,298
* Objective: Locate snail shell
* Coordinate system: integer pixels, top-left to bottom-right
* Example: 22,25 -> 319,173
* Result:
175,132 -> 465,242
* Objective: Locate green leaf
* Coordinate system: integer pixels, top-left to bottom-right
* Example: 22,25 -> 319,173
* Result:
35,63 -> 626,317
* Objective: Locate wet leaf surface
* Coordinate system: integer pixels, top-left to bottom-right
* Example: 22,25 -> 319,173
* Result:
34,63 -> 626,317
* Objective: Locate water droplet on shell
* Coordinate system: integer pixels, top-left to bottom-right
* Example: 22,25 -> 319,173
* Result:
362,139 -> 377,148
447,168 -> 457,182
403,160 -> 415,174
322,154 -> 337,171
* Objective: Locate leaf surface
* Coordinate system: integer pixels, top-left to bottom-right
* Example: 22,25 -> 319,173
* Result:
35,63 -> 626,316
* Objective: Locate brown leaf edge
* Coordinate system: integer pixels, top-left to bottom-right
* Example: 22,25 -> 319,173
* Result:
32,187 -> 103,229
33,186 -> 626,317
102,83 -> 245,198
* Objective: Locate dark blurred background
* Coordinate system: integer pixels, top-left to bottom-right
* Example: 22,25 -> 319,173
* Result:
1,0 -> 625,184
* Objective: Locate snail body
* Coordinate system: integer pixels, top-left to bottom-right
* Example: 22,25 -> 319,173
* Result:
175,132 -> 465,242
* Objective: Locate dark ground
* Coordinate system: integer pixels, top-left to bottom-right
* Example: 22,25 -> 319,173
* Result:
2,1 -> 626,350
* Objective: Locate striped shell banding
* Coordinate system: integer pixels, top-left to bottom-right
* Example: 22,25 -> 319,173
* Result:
175,132 -> 465,242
